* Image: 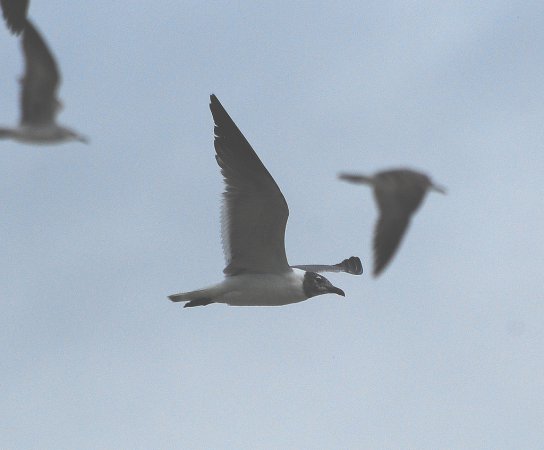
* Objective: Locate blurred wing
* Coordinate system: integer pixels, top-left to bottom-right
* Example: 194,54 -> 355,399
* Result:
210,95 -> 291,275
373,213 -> 410,276
21,20 -> 61,126
293,256 -> 363,275
1,0 -> 29,35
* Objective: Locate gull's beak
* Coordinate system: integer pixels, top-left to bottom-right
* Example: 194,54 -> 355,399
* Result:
430,182 -> 446,194
327,285 -> 345,297
77,135 -> 90,144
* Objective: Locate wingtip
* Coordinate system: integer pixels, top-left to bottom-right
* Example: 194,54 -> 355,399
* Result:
331,256 -> 363,275
209,94 -> 223,115
372,261 -> 386,278
338,256 -> 364,275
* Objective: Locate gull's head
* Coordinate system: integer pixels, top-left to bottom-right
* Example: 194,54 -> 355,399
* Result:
302,271 -> 345,299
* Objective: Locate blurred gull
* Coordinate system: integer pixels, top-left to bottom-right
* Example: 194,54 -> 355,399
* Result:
169,95 -> 362,308
339,168 -> 445,277
0,20 -> 88,144
1,0 -> 29,35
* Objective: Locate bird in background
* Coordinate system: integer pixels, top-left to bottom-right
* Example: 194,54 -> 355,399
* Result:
169,95 -> 363,308
1,0 -> 29,35
0,20 -> 88,144
339,169 -> 445,277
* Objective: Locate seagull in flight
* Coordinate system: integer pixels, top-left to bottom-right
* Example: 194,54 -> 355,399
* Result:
169,95 -> 362,307
339,169 -> 445,277
1,0 -> 29,35
0,20 -> 87,144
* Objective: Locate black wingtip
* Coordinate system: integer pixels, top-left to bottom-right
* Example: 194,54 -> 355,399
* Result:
372,259 -> 387,278
337,256 -> 364,275
209,94 -> 225,119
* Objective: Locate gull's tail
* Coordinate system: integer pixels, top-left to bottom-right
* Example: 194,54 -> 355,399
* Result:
168,289 -> 215,308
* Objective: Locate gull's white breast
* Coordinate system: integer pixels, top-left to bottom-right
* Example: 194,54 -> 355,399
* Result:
216,269 -> 307,306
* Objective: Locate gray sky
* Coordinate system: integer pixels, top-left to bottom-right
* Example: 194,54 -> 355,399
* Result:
1,1 -> 543,448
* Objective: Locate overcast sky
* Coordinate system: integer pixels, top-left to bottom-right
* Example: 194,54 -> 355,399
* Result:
1,1 -> 543,448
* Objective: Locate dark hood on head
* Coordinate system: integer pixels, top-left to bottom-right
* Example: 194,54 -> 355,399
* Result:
302,271 -> 345,299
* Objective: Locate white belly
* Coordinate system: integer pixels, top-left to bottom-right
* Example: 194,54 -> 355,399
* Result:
216,270 -> 307,306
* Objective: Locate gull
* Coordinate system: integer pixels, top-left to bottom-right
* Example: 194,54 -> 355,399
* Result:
0,20 -> 88,144
169,95 -> 362,307
339,169 -> 445,277
1,0 -> 29,35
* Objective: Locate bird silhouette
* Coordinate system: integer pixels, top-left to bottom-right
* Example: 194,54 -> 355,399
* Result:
0,20 -> 87,144
339,169 -> 445,276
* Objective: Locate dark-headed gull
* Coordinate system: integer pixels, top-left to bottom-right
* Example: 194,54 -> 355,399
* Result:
169,95 -> 362,307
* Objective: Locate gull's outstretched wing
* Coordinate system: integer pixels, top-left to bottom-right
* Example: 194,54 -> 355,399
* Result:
20,20 -> 60,126
373,211 -> 410,276
210,94 -> 291,275
1,0 -> 29,35
292,256 -> 363,275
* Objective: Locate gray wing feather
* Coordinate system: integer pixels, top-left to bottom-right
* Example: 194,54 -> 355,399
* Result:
210,95 -> 291,275
21,20 -> 61,126
373,212 -> 410,276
